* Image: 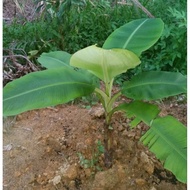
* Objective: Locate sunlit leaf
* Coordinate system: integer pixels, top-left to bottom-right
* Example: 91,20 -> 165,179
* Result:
103,18 -> 164,56
38,51 -> 72,69
141,116 -> 187,183
70,45 -> 140,83
117,101 -> 160,125
122,71 -> 187,100
3,68 -> 95,116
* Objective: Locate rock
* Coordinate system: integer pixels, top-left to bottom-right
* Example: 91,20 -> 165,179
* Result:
140,152 -> 154,175
92,163 -> 126,190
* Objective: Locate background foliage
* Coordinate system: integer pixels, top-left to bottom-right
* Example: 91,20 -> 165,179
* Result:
3,0 -> 187,80
137,0 -> 187,75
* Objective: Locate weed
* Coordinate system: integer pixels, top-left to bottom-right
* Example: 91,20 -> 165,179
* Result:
77,140 -> 104,171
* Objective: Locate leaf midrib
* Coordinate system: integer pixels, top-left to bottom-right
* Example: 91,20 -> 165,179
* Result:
149,125 -> 187,161
123,19 -> 148,49
41,56 -> 70,67
4,81 -> 93,101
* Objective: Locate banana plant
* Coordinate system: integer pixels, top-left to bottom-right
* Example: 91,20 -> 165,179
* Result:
3,18 -> 187,183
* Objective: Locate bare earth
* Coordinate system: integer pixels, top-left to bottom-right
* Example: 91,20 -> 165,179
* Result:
3,99 -> 187,190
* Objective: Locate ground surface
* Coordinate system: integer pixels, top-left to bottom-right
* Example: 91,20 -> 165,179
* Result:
3,98 -> 187,190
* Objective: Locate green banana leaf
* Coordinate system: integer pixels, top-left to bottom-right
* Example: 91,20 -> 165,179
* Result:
117,101 -> 160,126
38,51 -> 72,69
141,116 -> 187,183
37,51 -> 100,87
3,68 -> 95,116
117,101 -> 187,183
70,45 -> 140,83
122,71 -> 187,100
103,18 -> 164,56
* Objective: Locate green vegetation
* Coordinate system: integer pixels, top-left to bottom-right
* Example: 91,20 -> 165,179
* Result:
4,0 -> 186,74
3,0 -> 187,184
3,0 -> 134,56
138,0 -> 187,75
3,18 -> 187,183
78,140 -> 105,171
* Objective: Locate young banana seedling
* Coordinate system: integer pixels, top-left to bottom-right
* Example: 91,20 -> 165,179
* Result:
3,18 -> 187,183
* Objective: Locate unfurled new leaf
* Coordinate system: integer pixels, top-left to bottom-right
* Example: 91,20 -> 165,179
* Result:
70,45 -> 140,83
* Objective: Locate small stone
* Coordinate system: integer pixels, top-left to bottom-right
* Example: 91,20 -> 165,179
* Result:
85,138 -> 93,146
76,142 -> 87,150
62,145 -> 67,150
131,157 -> 138,166
16,115 -> 22,121
125,139 -> 135,152
48,137 -> 62,150
118,125 -> 124,132
113,140 -> 117,147
127,131 -> 136,138
45,146 -> 52,153
135,178 -> 146,186
25,167 -> 30,172
115,149 -> 124,158
140,152 -> 149,163
84,168 -> 92,178
82,124 -> 90,132
140,152 -> 154,175
62,164 -> 78,180
43,173 -> 48,176
14,171 -> 22,177
89,107 -> 105,118
3,144 -> 13,151
117,164 -> 126,179
150,186 -> 157,190
69,180 -> 75,188
50,175 -> 61,186
122,130 -> 128,136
